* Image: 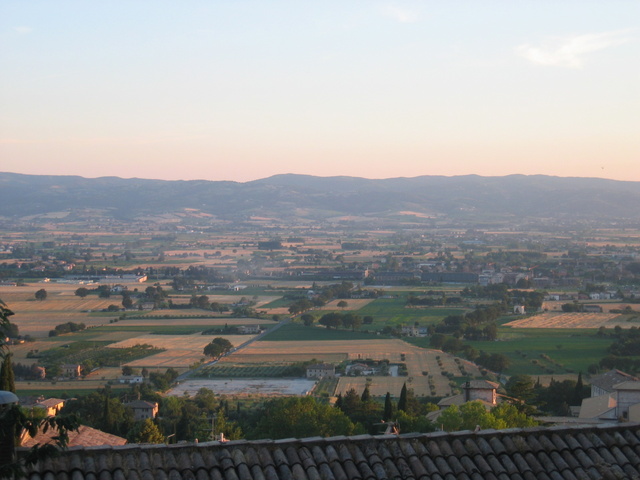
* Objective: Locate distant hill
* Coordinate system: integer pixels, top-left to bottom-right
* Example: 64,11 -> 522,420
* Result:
1,172 -> 639,225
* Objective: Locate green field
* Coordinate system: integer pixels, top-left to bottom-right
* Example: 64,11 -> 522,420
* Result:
357,297 -> 466,328
466,329 -> 614,376
35,341 -> 164,368
259,297 -> 294,308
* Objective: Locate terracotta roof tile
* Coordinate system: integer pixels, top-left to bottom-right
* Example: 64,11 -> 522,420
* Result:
263,464 -> 280,480
462,438 -> 481,457
275,462 -> 294,480
317,462 -> 334,480
622,463 -> 640,478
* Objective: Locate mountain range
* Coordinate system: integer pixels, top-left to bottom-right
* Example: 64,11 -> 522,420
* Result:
1,172 -> 639,226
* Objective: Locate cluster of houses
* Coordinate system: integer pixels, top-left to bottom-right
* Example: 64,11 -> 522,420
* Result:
15,395 -> 159,448
578,369 -> 640,422
305,362 -> 640,427
305,360 -> 400,379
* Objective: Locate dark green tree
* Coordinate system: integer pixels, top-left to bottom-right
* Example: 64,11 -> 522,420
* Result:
339,388 -> 362,418
74,287 -> 89,298
572,372 -> 588,405
127,419 -> 164,444
505,375 -> 535,403
383,392 -> 393,421
101,394 -> 112,431
250,397 -> 355,439
121,292 -> 133,309
175,404 -> 197,441
398,383 -> 408,412
35,289 -> 47,301
318,312 -> 342,329
203,337 -> 233,358
361,385 -> 371,403
301,314 -> 314,326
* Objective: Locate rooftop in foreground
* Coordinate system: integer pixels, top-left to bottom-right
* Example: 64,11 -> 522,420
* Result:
20,422 -> 640,480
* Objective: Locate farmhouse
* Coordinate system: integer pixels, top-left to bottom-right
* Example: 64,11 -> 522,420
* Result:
306,363 -> 335,379
428,380 -> 501,423
590,369 -> 638,397
34,398 -> 65,417
615,382 -> 640,421
21,397 -> 66,416
578,370 -> 640,422
345,363 -> 377,376
140,301 -> 156,310
401,325 -> 418,336
237,325 -> 261,334
61,363 -> 82,378
580,380 -> 640,422
125,400 -> 159,421
20,423 -> 640,479
513,305 -> 526,315
118,374 -> 144,384
400,324 -> 426,337
583,304 -> 603,313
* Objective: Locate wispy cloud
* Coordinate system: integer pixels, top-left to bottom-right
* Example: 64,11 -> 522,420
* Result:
515,30 -> 632,68
13,26 -> 33,34
381,5 -> 419,23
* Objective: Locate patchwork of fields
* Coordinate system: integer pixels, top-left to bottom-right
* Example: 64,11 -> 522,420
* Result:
5,281 -> 626,400
108,334 -> 256,368
217,339 -> 482,397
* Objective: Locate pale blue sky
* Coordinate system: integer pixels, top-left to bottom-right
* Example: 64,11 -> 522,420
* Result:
1,1 -> 638,182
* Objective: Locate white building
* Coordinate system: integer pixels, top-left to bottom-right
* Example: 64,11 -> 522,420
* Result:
306,363 -> 335,379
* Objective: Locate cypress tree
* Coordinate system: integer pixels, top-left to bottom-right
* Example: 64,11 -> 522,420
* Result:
397,383 -> 408,412
101,394 -> 112,433
383,392 -> 393,421
572,372 -> 585,405
361,385 -> 371,403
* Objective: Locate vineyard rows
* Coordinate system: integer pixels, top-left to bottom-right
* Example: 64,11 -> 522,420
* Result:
198,364 -> 300,378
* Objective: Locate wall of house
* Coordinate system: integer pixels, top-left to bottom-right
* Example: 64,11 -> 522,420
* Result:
616,389 -> 640,420
467,388 -> 496,405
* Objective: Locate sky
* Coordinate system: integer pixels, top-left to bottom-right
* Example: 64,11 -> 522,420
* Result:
1,1 -> 639,183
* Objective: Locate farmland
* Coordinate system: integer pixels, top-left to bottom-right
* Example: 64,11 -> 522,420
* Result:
4,278 -> 624,400
108,333 -> 255,369
0,283 -> 126,336
503,312 -> 631,329
168,379 -> 317,397
2,219 -> 640,406
214,338 -> 483,397
355,297 -> 466,329
465,329 -> 614,377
